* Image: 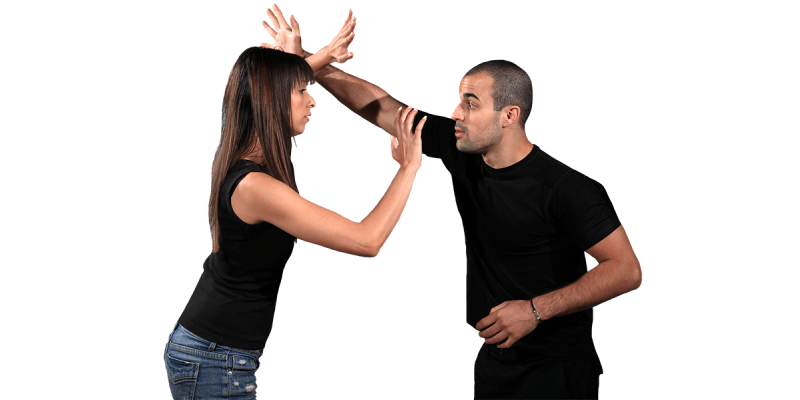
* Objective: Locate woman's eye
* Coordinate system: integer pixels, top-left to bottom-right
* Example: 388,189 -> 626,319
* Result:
299,89 -> 306,94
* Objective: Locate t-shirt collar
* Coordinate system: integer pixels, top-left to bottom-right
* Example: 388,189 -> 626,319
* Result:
481,145 -> 539,176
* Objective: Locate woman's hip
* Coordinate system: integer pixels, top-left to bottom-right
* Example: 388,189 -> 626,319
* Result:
164,324 -> 262,400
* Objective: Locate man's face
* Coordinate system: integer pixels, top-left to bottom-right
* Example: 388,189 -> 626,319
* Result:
451,73 -> 503,154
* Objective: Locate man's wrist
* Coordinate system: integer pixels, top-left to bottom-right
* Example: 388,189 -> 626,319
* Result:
531,295 -> 551,321
530,298 -> 542,321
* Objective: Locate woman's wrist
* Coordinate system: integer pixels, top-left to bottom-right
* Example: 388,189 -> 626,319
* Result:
398,163 -> 420,175
317,46 -> 336,64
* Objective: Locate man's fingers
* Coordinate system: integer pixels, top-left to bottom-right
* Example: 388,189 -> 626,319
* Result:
497,336 -> 518,349
476,314 -> 496,331
290,15 -> 301,37
261,43 -> 284,51
266,9 -> 281,32
262,20 -> 278,38
484,332 -> 508,345
271,4 -> 290,29
478,322 -> 502,339
490,301 -> 509,314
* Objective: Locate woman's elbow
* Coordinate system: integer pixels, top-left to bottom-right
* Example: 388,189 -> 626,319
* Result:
354,238 -> 382,258
629,260 -> 642,290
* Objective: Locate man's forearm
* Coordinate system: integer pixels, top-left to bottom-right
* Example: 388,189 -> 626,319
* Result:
534,258 -> 641,321
308,54 -> 404,136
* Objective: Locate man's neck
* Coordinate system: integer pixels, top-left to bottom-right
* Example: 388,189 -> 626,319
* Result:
482,130 -> 534,170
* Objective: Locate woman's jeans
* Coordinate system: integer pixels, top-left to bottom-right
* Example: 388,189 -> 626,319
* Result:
164,324 -> 263,400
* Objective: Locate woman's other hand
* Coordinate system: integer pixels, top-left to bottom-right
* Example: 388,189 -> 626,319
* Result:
261,4 -> 303,56
391,107 -> 425,170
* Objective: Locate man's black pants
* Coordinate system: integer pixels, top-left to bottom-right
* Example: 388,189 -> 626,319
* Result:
474,343 -> 601,399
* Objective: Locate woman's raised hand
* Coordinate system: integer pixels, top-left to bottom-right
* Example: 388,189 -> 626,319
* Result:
261,4 -> 303,56
322,10 -> 355,64
391,107 -> 425,170
261,4 -> 355,65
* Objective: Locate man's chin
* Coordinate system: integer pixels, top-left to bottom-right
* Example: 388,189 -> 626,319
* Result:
456,140 -> 480,154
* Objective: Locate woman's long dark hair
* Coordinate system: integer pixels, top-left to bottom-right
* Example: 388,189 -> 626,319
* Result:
210,47 -> 314,252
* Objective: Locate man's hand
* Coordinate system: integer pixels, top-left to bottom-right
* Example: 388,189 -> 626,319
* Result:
261,4 -> 303,55
261,4 -> 355,64
476,300 -> 540,349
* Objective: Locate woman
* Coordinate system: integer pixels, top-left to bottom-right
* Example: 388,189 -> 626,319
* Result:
163,12 -> 426,399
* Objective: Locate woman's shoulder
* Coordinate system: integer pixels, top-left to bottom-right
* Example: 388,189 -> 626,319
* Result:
231,164 -> 300,226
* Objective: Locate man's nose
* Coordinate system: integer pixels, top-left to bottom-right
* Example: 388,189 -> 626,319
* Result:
451,104 -> 463,120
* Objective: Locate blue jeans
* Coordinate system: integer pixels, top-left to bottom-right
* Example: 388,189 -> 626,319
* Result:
164,324 -> 263,400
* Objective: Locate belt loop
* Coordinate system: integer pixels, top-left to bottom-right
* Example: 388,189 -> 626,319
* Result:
168,322 -> 180,342
209,342 -> 217,352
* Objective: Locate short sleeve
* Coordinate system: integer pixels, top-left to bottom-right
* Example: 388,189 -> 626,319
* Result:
548,172 -> 621,251
412,111 -> 457,168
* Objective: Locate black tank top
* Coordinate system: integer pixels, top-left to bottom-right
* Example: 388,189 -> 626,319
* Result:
178,160 -> 295,349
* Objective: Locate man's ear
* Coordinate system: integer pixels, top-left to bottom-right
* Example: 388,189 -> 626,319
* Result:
501,105 -> 521,128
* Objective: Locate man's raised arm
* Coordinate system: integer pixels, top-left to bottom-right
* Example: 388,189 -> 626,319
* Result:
262,4 -> 404,137
313,63 -> 404,137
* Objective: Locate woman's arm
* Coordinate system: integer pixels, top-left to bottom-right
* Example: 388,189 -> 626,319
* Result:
262,5 -> 402,136
231,107 -> 426,257
261,5 -> 355,75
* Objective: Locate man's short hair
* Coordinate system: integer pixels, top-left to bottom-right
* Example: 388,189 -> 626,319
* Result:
465,60 -> 532,126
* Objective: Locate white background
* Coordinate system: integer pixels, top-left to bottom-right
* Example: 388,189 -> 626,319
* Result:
2,1 -> 798,398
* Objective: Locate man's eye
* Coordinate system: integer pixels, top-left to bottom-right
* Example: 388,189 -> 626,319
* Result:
468,102 -> 475,108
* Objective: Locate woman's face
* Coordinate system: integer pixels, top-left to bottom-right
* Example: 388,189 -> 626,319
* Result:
291,83 -> 315,136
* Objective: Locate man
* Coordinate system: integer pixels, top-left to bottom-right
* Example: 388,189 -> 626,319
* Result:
263,5 -> 641,399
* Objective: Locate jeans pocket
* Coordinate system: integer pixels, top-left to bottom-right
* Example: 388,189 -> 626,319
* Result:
164,350 -> 199,399
229,354 -> 259,397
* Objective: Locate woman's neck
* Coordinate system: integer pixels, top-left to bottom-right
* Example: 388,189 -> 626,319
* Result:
243,143 -> 265,164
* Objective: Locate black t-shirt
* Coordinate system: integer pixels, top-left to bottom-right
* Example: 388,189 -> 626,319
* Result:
178,160 -> 295,350
418,112 -> 620,357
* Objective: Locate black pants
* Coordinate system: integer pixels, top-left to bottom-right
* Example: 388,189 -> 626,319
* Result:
474,343 -> 601,399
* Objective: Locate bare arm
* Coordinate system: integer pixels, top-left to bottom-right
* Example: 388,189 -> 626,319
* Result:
261,4 -> 404,136
314,63 -> 404,137
261,6 -> 355,74
533,225 -> 641,318
231,108 -> 426,257
476,226 -> 642,348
